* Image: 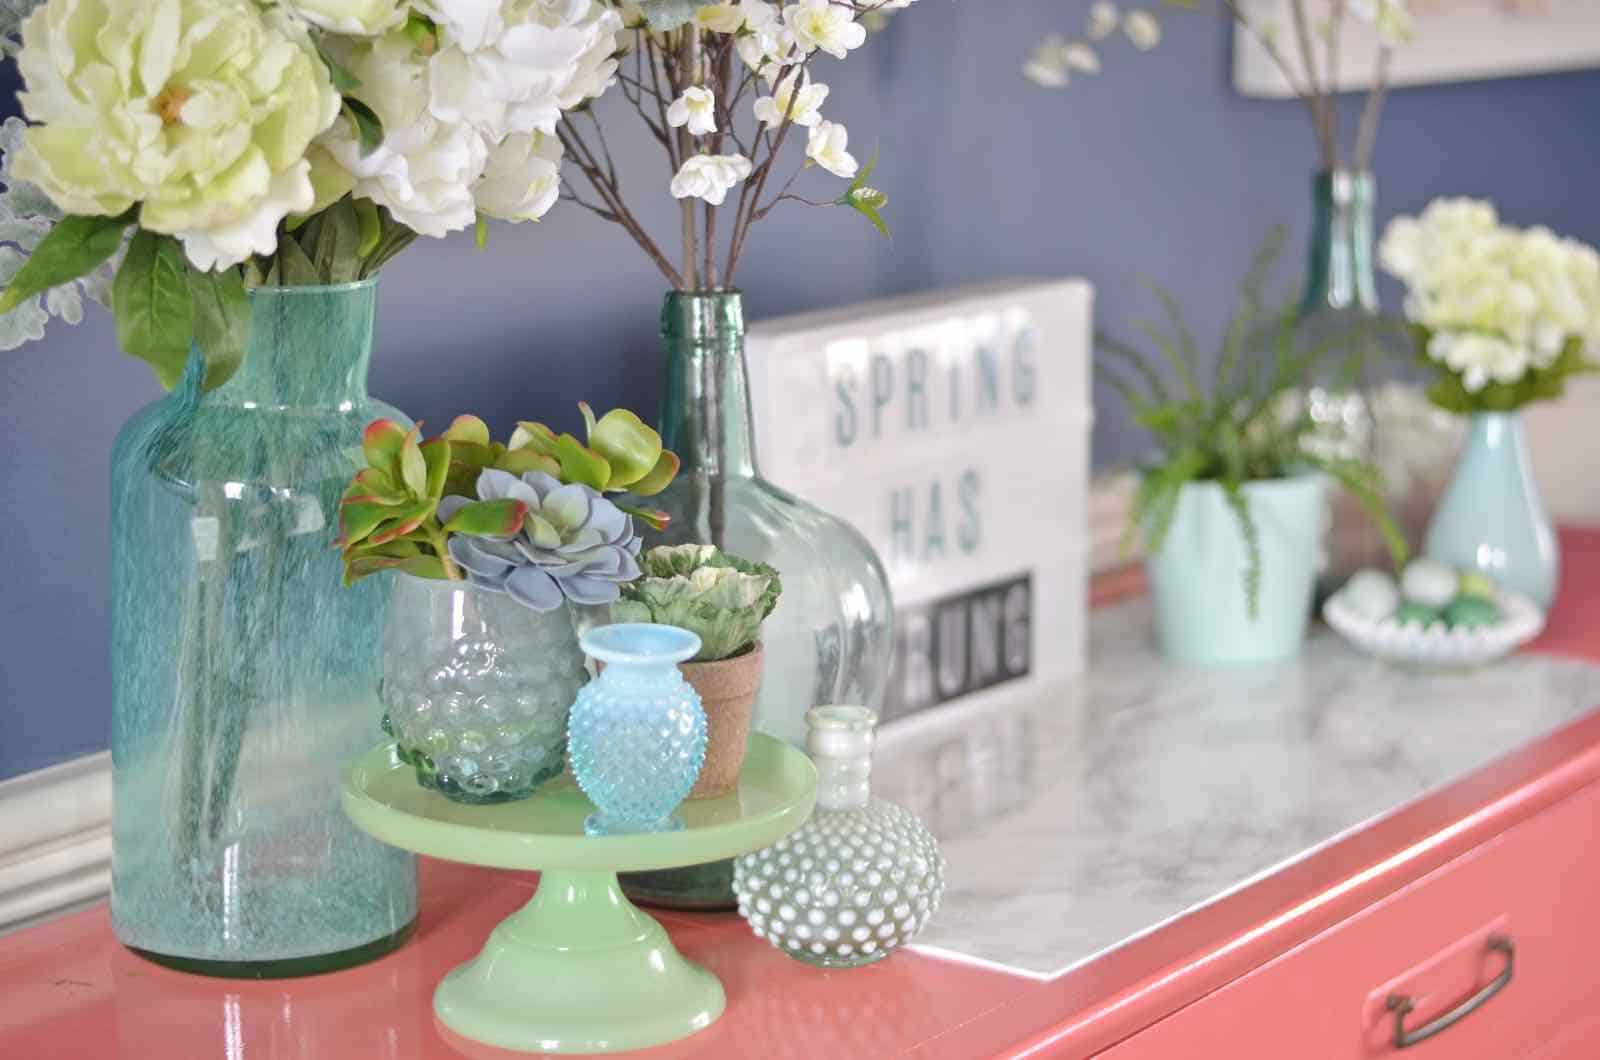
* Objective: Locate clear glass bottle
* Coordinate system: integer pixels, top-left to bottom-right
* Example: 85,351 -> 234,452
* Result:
620,291 -> 895,909
380,576 -> 588,804
733,706 -> 944,968
1295,170 -> 1410,592
109,281 -> 416,976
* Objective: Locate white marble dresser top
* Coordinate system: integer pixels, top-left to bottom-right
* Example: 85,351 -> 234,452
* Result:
875,598 -> 1600,978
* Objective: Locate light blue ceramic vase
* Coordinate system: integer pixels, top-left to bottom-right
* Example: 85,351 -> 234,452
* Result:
1423,412 -> 1558,609
1145,474 -> 1328,666
570,624 -> 709,836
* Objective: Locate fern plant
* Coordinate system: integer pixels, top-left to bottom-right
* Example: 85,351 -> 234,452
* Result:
1099,226 -> 1407,617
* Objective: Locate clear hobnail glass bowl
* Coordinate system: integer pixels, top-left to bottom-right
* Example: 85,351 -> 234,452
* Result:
380,575 -> 588,804
568,624 -> 709,835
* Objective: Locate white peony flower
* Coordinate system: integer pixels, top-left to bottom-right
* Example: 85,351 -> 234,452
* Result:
1086,0 -> 1119,40
474,131 -> 563,222
320,33 -> 488,238
1122,9 -> 1162,50
670,153 -> 752,206
693,1 -> 745,32
806,120 -> 857,179
424,0 -> 621,141
752,77 -> 829,127
13,0 -> 339,270
782,0 -> 866,59
558,2 -> 626,109
278,0 -> 408,36
177,160 -> 315,271
668,87 -> 719,136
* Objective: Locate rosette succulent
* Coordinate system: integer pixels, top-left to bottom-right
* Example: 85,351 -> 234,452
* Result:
447,469 -> 643,612
613,544 -> 782,661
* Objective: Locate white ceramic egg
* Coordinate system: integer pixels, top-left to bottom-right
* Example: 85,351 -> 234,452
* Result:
1341,569 -> 1400,621
1401,559 -> 1458,609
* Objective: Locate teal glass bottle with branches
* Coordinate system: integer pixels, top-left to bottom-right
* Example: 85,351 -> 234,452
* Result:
109,280 -> 417,976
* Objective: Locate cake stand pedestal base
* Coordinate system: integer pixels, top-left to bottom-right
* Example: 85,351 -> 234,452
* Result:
434,869 -> 725,1055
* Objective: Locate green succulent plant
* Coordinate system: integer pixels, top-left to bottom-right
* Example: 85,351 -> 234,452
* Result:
442,403 -> 679,530
612,544 -> 782,662
1099,225 -> 1407,617
337,420 -> 530,585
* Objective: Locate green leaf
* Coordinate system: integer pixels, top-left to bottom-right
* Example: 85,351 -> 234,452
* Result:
314,36 -> 362,93
343,98 -> 385,157
399,431 -> 429,497
0,211 -> 134,314
362,419 -> 412,482
276,231 -> 322,286
583,404 -> 664,490
312,195 -> 363,284
553,434 -> 611,491
355,198 -> 382,259
441,498 -> 528,538
475,212 -> 489,251
628,450 -> 680,497
113,232 -> 193,389
444,415 -> 492,447
1219,478 -> 1262,620
420,436 -> 451,501
187,266 -> 250,391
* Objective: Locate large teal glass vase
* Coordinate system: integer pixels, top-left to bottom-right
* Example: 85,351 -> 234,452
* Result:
109,280 -> 417,977
1423,411 -> 1559,609
619,291 -> 894,910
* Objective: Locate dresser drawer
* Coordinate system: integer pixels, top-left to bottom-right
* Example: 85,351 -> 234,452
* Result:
1099,779 -> 1600,1059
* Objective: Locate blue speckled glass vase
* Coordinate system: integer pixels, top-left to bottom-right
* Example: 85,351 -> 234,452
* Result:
381,575 -> 588,803
569,624 -> 708,836
1424,412 -> 1559,609
109,281 -> 417,977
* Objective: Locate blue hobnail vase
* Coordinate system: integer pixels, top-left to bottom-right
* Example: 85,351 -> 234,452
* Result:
569,624 -> 709,836
1423,411 -> 1558,609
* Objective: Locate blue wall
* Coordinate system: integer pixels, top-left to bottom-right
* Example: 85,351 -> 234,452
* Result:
3,6 -> 1598,779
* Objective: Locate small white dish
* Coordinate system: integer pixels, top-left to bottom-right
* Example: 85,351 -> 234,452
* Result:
1323,590 -> 1546,667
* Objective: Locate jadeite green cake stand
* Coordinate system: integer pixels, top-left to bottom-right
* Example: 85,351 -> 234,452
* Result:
341,734 -> 817,1055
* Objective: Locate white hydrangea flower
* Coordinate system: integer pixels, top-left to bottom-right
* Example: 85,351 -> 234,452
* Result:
560,3 -> 626,109
474,131 -> 563,222
278,0 -> 408,36
1122,9 -> 1161,50
1381,197 -> 1600,392
668,87 -> 719,136
670,153 -> 753,206
781,0 -> 866,59
1064,41 -> 1101,75
1086,0 -> 1119,41
752,77 -> 829,127
806,120 -> 857,179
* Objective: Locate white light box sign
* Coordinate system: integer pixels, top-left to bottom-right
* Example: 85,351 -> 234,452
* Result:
745,279 -> 1093,728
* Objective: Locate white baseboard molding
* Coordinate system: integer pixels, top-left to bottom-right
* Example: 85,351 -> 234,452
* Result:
0,752 -> 111,932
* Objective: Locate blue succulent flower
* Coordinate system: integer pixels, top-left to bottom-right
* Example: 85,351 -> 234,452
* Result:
440,469 -> 643,612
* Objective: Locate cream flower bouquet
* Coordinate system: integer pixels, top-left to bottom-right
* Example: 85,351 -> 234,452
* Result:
0,0 -> 621,384
1379,198 -> 1600,411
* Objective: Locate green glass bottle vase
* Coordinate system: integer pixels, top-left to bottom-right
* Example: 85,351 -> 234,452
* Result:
1296,169 -> 1410,594
109,280 -> 417,977
620,291 -> 894,911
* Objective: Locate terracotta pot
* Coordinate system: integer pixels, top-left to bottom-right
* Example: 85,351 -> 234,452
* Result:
679,641 -> 764,799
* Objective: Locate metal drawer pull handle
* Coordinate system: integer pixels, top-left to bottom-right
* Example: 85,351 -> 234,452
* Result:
1386,935 -> 1515,1050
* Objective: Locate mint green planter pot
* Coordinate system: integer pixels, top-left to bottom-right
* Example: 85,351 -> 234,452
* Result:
341,734 -> 817,1054
1423,412 -> 1558,609
109,281 -> 416,976
1146,475 -> 1327,666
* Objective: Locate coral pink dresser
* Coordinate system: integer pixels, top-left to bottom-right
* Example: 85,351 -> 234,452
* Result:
5,532 -> 1600,1059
